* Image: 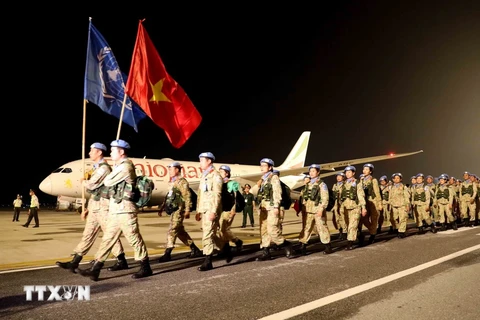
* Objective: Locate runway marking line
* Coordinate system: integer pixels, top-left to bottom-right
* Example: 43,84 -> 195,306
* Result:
259,244 -> 480,320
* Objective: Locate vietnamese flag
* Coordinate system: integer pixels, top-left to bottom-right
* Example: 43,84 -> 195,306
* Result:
125,20 -> 202,148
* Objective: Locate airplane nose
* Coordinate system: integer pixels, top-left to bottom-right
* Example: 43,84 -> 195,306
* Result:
39,176 -> 52,195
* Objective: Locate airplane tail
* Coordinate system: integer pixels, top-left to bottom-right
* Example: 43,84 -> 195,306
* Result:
277,131 -> 311,169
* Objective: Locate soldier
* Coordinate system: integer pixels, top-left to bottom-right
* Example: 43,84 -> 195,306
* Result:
13,194 -> 22,222
297,164 -> 333,255
378,175 -> 394,234
459,171 -> 477,227
272,169 -> 287,231
157,161 -> 202,262
475,175 -> 480,225
331,173 -> 346,240
426,175 -> 438,227
448,176 -> 460,222
195,152 -> 226,271
388,173 -> 410,238
408,175 -> 417,220
358,163 -> 382,245
56,143 -> 127,273
78,139 -> 152,281
241,184 -> 255,228
412,173 -> 436,234
217,165 -> 243,255
22,189 -> 40,228
255,158 -> 293,261
339,166 -> 366,250
434,174 -> 457,231
297,175 -> 311,230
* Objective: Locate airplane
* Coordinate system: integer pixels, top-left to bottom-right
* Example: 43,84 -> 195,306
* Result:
39,131 -> 423,210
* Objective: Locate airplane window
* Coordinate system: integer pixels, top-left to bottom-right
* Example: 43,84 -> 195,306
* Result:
52,168 -> 64,173
62,168 -> 73,173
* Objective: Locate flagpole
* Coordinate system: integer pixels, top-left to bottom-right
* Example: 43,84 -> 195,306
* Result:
82,98 -> 87,214
116,94 -> 128,139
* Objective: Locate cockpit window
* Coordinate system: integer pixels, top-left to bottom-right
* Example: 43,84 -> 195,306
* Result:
62,168 -> 72,173
52,168 -> 64,173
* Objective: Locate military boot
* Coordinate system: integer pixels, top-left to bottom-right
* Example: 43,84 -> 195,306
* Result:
56,253 -> 83,273
346,241 -> 354,250
440,223 -> 447,231
78,260 -> 104,281
282,240 -> 293,258
430,223 -> 437,233
388,226 -> 395,234
452,221 -> 458,230
132,257 -> 153,279
368,234 -> 376,245
418,226 -> 425,235
397,232 -> 406,239
376,225 -> 382,234
198,255 -> 213,271
234,239 -> 243,253
188,243 -> 203,258
338,229 -> 345,241
256,247 -> 271,261
323,243 -> 333,255
158,247 -> 173,263
358,233 -> 365,246
222,243 -> 234,263
300,243 -> 308,255
108,253 -> 129,271
463,218 -> 470,227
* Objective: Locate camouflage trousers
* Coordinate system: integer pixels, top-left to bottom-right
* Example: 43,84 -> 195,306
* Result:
299,211 -> 331,245
436,203 -> 455,223
358,200 -> 380,235
343,207 -> 360,241
259,207 -> 285,248
95,212 -> 148,262
378,200 -> 393,228
414,204 -> 432,226
459,200 -> 477,221
219,211 -> 239,243
391,206 -> 408,233
200,212 -> 223,255
74,206 -> 124,257
430,205 -> 440,222
332,203 -> 347,230
165,209 -> 194,248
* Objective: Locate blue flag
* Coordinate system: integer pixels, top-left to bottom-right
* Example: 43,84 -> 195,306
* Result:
84,21 -> 146,132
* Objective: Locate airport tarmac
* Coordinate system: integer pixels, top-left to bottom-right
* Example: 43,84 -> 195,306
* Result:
0,208 -> 325,271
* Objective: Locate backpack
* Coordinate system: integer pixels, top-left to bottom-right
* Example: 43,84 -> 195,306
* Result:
326,188 -> 336,212
280,181 -> 292,209
133,175 -> 155,208
221,180 -> 245,213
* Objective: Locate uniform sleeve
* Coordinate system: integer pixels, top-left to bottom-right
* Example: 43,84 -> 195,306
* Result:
271,174 -> 282,208
424,186 -> 431,204
84,165 -> 110,191
357,182 -> 366,208
448,186 -> 454,205
320,183 -> 329,209
373,179 -> 382,201
210,172 -> 223,213
103,163 -> 128,187
472,182 -> 478,199
179,178 -> 192,212
403,186 -> 410,206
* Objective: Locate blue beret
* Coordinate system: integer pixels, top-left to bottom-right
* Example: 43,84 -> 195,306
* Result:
110,139 -> 130,149
392,173 -> 403,179
199,152 -> 215,161
336,172 -> 345,177
260,158 -> 274,166
167,161 -> 182,168
219,165 -> 231,172
90,142 -> 107,152
344,165 -> 356,172
464,171 -> 471,176
363,163 -> 374,170
416,173 -> 424,178
379,175 -> 387,181
426,175 -> 433,179
309,164 -> 321,170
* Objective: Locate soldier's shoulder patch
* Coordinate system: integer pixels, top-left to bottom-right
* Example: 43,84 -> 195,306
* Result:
351,182 -> 356,187
321,183 -> 328,190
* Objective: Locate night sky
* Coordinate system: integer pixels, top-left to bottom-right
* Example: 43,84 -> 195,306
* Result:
3,2 -> 479,205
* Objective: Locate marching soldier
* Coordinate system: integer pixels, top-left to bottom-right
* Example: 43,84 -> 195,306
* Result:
459,171 -> 477,227
412,173 -> 436,234
448,177 -> 460,222
256,158 -> 293,261
297,175 -> 311,230
339,166 -> 366,250
218,165 -> 243,255
297,164 -> 333,255
358,163 -> 382,245
23,189 -> 40,228
195,152 -> 226,271
78,139 -> 152,281
388,173 -> 410,238
157,161 -> 202,262
426,175 -> 438,226
331,173 -> 346,240
434,174 -> 457,231
378,175 -> 394,234
56,142 -> 127,273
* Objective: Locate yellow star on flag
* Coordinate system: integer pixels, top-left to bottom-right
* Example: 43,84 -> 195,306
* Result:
149,78 -> 171,103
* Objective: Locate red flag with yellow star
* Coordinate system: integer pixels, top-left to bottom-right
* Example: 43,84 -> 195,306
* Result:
125,20 -> 202,148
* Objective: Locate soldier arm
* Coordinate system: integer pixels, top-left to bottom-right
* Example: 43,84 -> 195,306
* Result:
84,165 -> 109,191
210,172 -> 223,214
179,179 -> 192,212
103,164 -> 128,187
271,175 -> 282,208
403,187 -> 410,207
357,183 -> 366,209
373,179 -> 382,201
448,186 -> 454,205
472,182 -> 478,199
319,183 -> 329,210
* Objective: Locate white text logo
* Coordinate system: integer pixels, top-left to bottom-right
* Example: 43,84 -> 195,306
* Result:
24,285 -> 90,301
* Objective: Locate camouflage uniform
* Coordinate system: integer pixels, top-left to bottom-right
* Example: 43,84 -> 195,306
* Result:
359,174 -> 382,243
218,177 -> 243,252
340,177 -> 366,248
459,175 -> 477,225
388,181 -> 410,236
379,182 -> 394,230
298,176 -> 332,254
412,176 -> 436,233
434,180 -> 456,230
426,176 -> 439,224
331,174 -> 346,239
